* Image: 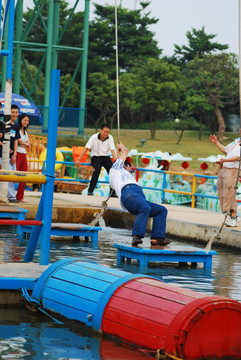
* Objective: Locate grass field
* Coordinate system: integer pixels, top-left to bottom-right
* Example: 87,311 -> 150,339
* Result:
52,129 -> 239,174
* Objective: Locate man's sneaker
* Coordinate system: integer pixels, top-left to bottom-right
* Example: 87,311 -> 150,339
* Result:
226,217 -> 240,227
224,214 -> 232,225
87,191 -> 93,196
9,199 -> 19,203
132,235 -> 143,246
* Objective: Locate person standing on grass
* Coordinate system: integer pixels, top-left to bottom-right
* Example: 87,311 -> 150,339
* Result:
210,133 -> 241,227
75,124 -> 116,196
109,142 -> 170,246
16,113 -> 30,202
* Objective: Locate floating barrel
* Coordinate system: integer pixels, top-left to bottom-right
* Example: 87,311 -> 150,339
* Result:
32,258 -> 241,359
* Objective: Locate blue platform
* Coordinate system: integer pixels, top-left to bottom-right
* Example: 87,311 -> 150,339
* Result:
0,205 -> 28,237
20,223 -> 102,248
114,244 -> 217,272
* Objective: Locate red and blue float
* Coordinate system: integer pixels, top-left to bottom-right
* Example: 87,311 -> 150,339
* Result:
30,258 -> 241,359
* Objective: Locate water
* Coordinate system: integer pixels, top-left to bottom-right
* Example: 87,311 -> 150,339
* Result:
1,225 -> 241,359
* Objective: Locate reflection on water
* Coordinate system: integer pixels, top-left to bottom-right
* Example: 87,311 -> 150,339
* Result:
0,309 -> 155,360
1,225 -> 241,359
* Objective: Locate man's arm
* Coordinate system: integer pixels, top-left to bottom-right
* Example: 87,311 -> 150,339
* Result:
209,134 -> 226,154
75,147 -> 88,167
111,149 -> 116,161
117,143 -> 129,162
11,139 -> 18,165
216,156 -> 240,165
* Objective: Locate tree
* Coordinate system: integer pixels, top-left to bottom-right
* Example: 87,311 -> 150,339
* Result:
174,26 -> 229,65
88,2 -> 161,78
23,1 -> 83,78
187,53 -> 239,142
174,115 -> 199,144
86,72 -> 116,130
59,74 -> 80,108
119,72 -> 141,128
133,58 -> 181,139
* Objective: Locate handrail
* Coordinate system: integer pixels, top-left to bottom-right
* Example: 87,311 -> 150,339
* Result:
7,158 -> 230,208
49,161 -> 221,208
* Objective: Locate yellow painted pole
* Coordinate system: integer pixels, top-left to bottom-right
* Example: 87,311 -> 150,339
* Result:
192,176 -> 196,208
0,170 -> 46,184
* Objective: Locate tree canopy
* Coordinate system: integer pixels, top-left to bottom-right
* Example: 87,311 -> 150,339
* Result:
174,26 -> 229,65
17,3 -> 239,140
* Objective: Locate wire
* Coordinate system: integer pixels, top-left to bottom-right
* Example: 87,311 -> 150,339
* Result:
115,0 -> 120,143
205,141 -> 241,252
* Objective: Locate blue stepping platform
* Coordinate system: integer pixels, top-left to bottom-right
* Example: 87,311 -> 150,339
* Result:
114,244 -> 217,272
0,205 -> 28,237
21,223 -> 102,248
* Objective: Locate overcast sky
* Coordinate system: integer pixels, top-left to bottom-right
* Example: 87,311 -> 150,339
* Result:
24,0 -> 239,56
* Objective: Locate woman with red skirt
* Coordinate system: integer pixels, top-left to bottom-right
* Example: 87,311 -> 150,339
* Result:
16,113 -> 30,202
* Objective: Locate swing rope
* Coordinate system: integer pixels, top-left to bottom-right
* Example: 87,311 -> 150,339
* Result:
88,0 -> 120,227
205,2 -> 241,252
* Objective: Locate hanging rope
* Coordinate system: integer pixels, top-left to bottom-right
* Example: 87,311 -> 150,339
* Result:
115,0 -> 121,143
206,1 -> 241,251
88,1 -> 120,226
205,148 -> 241,252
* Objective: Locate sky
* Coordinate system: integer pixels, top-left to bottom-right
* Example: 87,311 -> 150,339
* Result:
24,0 -> 239,57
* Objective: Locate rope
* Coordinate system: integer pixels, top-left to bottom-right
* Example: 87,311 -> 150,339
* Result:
88,190 -> 114,227
239,0 -> 241,128
88,2 -> 121,226
205,143 -> 241,252
115,0 -> 120,143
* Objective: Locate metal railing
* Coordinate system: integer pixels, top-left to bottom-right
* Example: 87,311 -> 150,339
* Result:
27,160 -> 221,208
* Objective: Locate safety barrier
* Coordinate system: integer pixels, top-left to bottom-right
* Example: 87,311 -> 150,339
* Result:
0,169 -> 46,184
46,161 -> 220,208
15,158 -> 239,209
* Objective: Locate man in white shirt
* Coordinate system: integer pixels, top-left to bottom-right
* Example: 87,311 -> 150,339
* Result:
109,142 -> 170,246
210,134 -> 241,227
75,124 -> 116,195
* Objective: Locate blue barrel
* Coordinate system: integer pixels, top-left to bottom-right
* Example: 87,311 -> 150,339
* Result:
32,258 -> 241,359
32,258 -> 143,330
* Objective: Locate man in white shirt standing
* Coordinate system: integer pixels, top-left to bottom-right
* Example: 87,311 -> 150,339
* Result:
210,133 -> 241,227
75,124 -> 116,196
109,142 -> 170,246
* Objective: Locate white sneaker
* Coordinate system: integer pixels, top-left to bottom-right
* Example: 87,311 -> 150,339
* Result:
224,215 -> 231,225
226,217 -> 240,227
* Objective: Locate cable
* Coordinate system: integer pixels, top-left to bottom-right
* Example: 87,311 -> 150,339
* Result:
115,0 -> 120,143
205,139 -> 241,252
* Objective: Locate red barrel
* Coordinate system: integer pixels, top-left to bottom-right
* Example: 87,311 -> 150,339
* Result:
101,277 -> 241,359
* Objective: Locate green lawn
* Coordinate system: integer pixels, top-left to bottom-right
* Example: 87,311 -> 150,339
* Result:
53,129 -> 238,172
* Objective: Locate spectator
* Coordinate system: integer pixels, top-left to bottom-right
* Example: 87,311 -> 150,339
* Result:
16,113 -> 30,202
210,133 -> 241,227
75,124 -> 116,196
0,104 -> 20,203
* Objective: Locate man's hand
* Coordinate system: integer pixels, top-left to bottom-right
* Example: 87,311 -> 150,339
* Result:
11,153 -> 16,165
216,158 -> 225,164
75,159 -> 82,168
210,134 -> 217,144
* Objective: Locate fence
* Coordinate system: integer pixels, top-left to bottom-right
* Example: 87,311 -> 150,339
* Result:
32,106 -> 86,130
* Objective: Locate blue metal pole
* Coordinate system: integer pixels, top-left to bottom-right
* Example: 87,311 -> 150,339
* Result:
40,69 -> 60,265
23,192 -> 45,262
6,0 -> 15,79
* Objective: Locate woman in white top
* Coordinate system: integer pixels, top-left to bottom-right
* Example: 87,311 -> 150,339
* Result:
16,114 -> 30,201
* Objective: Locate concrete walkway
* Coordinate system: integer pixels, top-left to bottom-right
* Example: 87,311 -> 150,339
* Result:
10,191 -> 241,251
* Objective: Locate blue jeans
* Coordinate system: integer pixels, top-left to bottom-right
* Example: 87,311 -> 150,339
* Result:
0,157 -> 17,200
121,184 -> 167,238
